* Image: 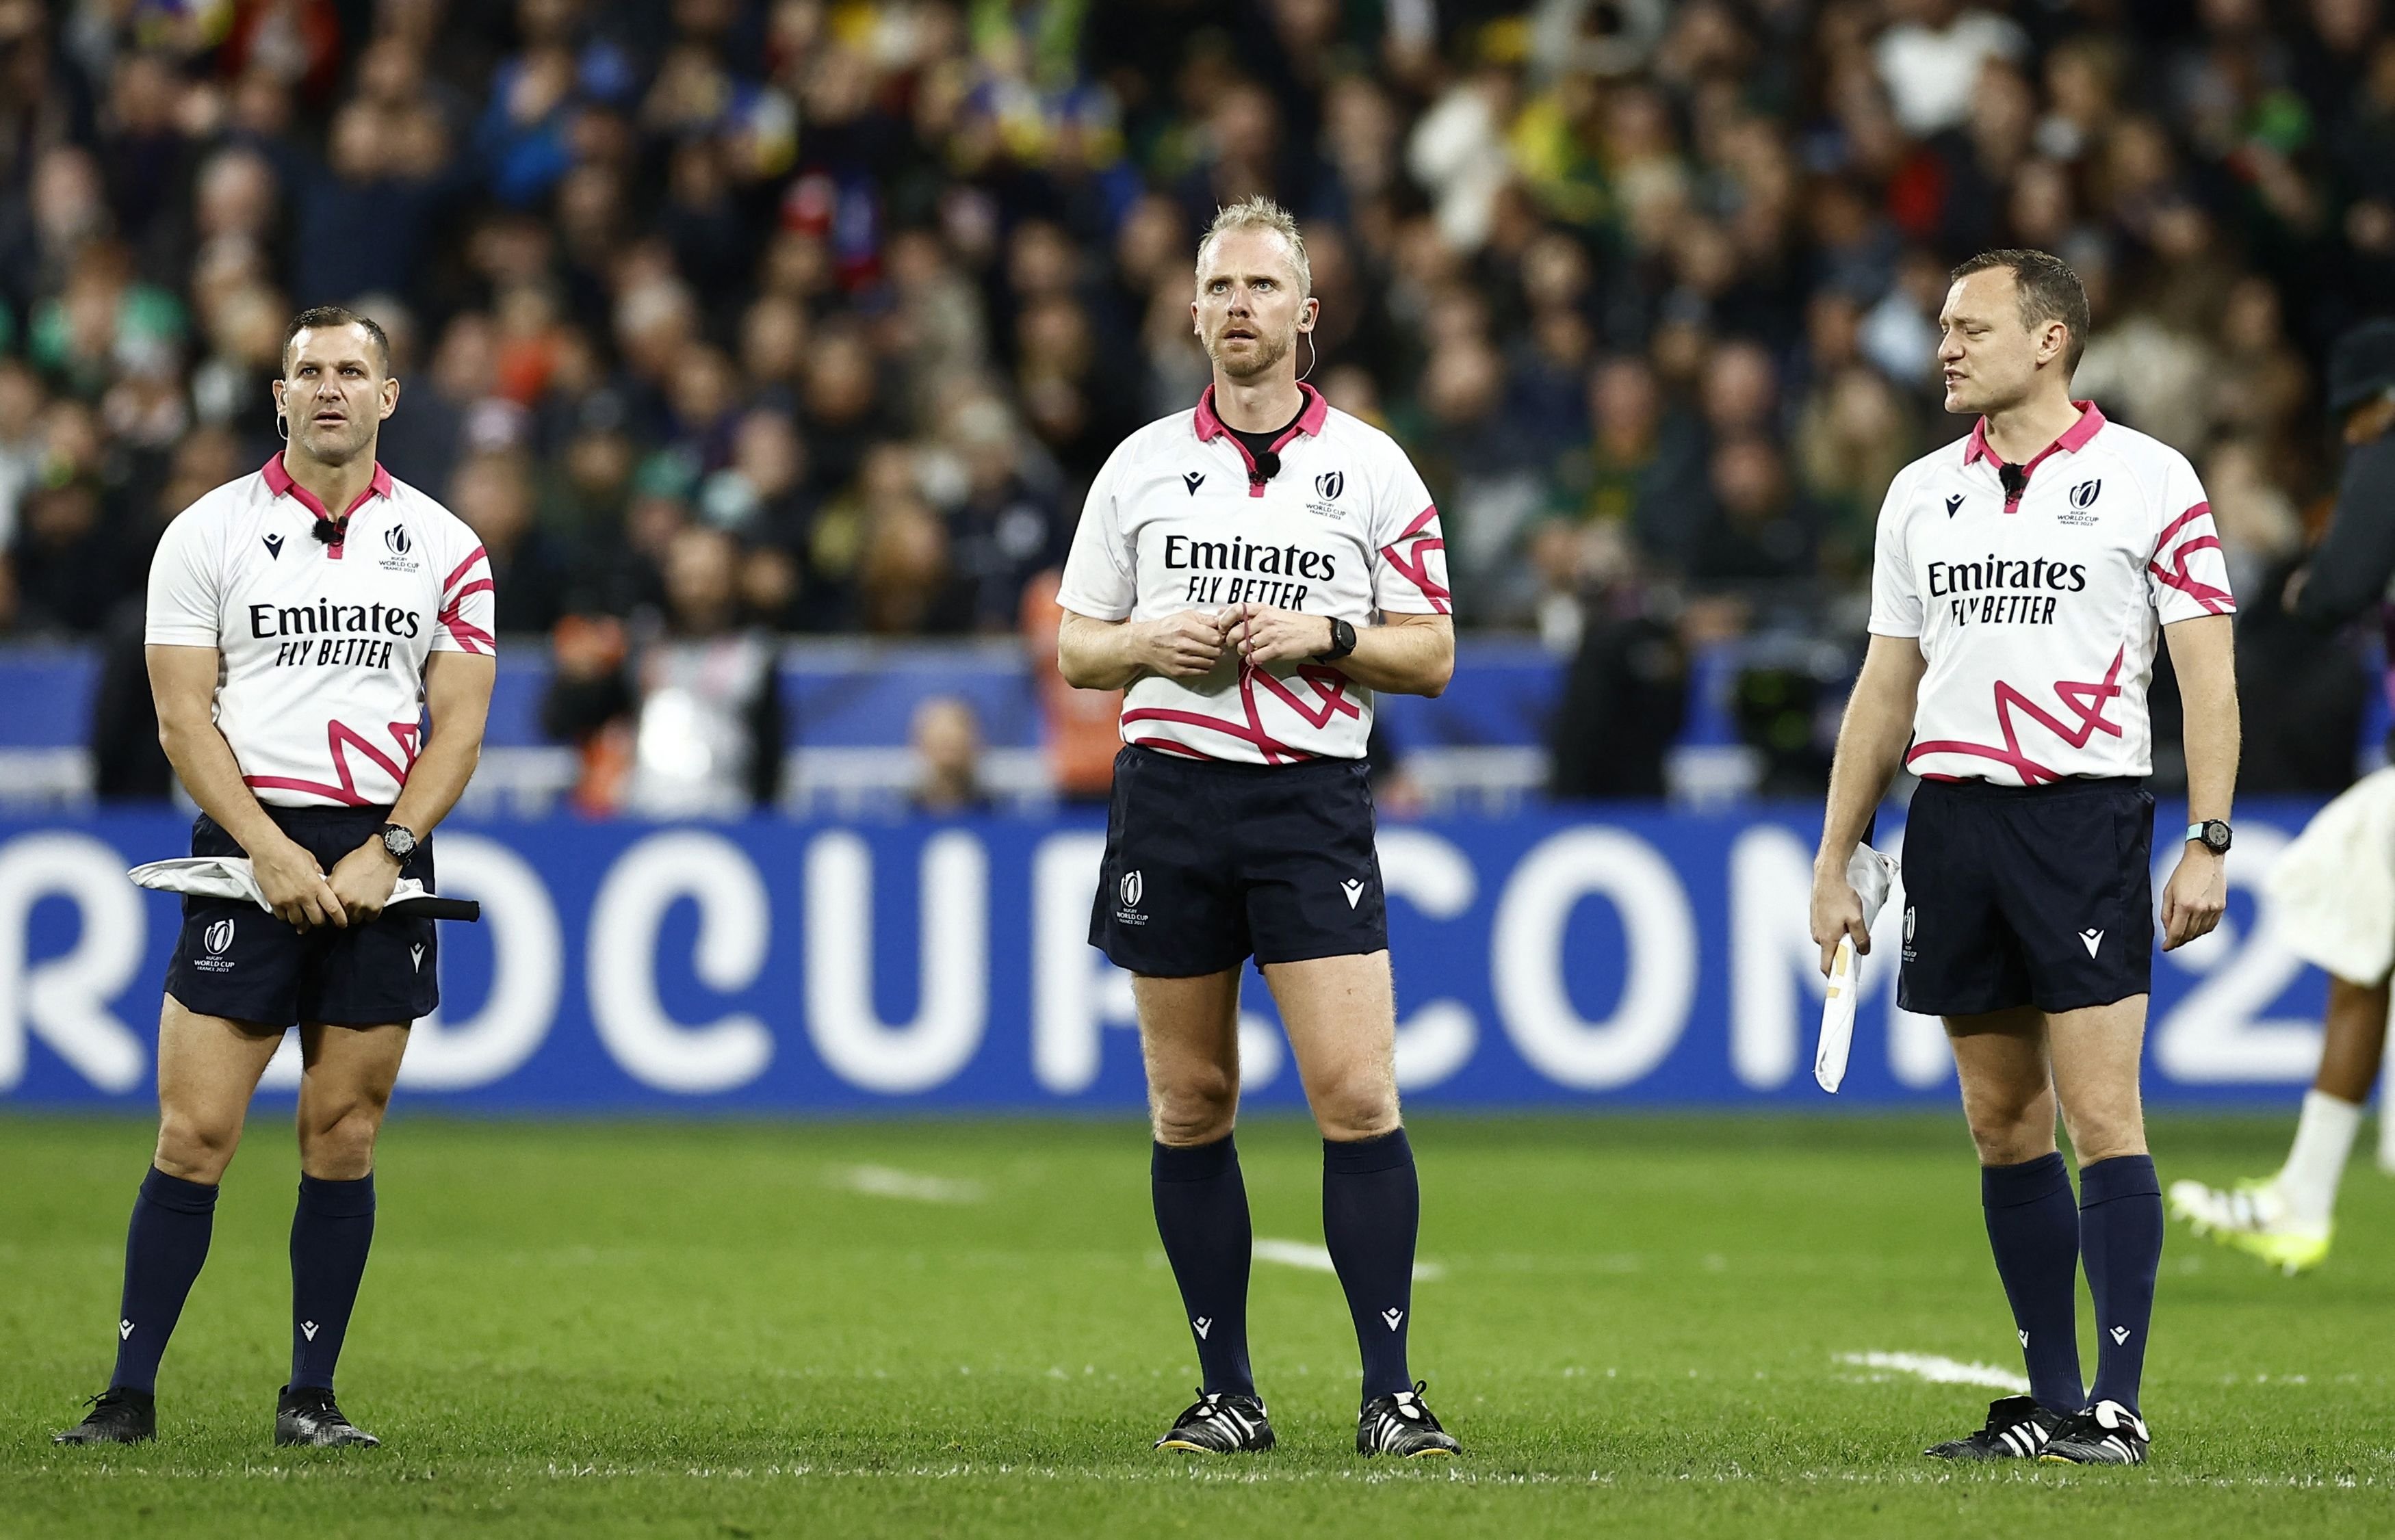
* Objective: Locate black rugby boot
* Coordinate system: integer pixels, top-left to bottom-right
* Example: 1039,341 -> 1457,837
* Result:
1154,1389 -> 1275,1453
53,1387 -> 156,1445
275,1385 -> 381,1448
1924,1394 -> 2066,1459
1356,1381 -> 1460,1457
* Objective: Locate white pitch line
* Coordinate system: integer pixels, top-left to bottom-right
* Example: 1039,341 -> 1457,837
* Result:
1253,1237 -> 1446,1282
1838,1351 -> 2028,1394
829,1165 -> 984,1204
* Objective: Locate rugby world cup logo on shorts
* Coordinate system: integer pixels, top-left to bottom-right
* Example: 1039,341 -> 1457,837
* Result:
1115,869 -> 1148,927
195,917 -> 238,973
1308,470 -> 1345,519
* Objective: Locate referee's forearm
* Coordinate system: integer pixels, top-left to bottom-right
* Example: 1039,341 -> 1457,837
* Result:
387,738 -> 481,838
1057,614 -> 1145,690
2177,671 -> 2240,826
1815,703 -> 1913,870
2164,614 -> 2239,826
1341,621 -> 1453,697
159,718 -> 291,856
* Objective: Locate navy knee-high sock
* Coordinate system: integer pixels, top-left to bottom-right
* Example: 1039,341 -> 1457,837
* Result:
2079,1153 -> 2162,1412
1152,1137 -> 1254,1397
110,1168 -> 219,1394
1981,1153 -> 2084,1413
289,1173 -> 376,1392
1322,1127 -> 1418,1402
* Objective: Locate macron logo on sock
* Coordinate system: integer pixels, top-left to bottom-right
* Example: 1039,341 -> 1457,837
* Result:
302,1321 -> 320,1342
1192,1317 -> 1211,1340
2110,1325 -> 2131,1345
1382,1307 -> 1404,1331
119,1320 -> 134,1341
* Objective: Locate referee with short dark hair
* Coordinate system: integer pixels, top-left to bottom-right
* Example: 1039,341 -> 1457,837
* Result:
1057,198 -> 1461,1459
1812,251 -> 2239,1467
54,306 -> 497,1448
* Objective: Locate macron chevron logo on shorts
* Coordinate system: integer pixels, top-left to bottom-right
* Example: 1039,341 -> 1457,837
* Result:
2080,928 -> 2103,956
1342,878 -> 1363,909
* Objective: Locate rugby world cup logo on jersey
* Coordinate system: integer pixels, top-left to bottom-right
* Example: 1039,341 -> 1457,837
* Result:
1115,869 -> 1148,927
378,521 -> 420,573
194,916 -> 237,973
1307,470 -> 1345,519
2060,478 -> 2101,526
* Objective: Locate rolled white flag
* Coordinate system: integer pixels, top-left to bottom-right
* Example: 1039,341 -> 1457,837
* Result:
128,857 -> 478,919
1815,844 -> 1899,1094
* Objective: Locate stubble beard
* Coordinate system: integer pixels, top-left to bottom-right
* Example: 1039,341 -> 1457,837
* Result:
296,417 -> 376,467
1210,325 -> 1293,382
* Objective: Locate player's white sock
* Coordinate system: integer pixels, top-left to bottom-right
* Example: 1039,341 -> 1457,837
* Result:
2276,1091 -> 2364,1228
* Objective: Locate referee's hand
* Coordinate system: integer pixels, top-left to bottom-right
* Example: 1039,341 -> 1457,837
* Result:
326,839 -> 405,925
255,837 -> 347,931
2158,847 -> 2228,951
1223,603 -> 1325,667
1138,610 -> 1230,677
1809,864 -> 1868,977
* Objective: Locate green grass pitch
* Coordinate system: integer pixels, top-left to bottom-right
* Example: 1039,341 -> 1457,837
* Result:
2,1112 -> 2390,1537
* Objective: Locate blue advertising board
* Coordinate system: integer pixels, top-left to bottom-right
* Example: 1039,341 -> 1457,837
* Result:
0,802 -> 2334,1111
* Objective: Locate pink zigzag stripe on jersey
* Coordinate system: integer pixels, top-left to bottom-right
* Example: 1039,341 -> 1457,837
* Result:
1128,736 -> 1209,758
2147,501 -> 2233,614
1119,705 -> 1315,762
243,720 -> 422,805
1247,664 -> 1362,729
1379,506 -> 1451,615
1906,646 -> 2129,785
438,545 -> 497,653
441,545 -> 489,595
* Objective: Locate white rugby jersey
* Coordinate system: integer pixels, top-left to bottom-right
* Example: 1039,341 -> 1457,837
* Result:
145,454 -> 496,807
1869,402 -> 2234,785
1058,384 -> 1451,764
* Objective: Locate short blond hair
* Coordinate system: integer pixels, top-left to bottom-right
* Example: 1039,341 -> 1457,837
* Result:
1195,196 -> 1312,299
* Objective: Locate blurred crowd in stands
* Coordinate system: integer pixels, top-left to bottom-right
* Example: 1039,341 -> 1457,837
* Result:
4,0 -> 2390,806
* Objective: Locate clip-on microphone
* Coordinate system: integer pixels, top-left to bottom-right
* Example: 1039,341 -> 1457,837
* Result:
311,516 -> 348,546
1252,449 -> 1281,483
1997,464 -> 2028,504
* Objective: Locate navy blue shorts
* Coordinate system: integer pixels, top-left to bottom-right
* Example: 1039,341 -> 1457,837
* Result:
1090,746 -> 1387,978
165,805 -> 439,1028
1898,776 -> 2154,1018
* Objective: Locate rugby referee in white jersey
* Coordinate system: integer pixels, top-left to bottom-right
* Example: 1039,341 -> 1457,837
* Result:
1057,197 -> 1460,1459
54,306 -> 496,1450
1811,251 -> 2238,1467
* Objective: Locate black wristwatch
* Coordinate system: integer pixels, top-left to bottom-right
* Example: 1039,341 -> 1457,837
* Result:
1315,616 -> 1358,663
377,822 -> 418,863
2185,819 -> 2232,855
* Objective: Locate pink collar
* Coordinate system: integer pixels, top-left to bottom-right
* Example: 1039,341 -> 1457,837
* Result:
1964,400 -> 2106,472
1194,382 -> 1329,448
261,452 -> 393,526
1194,383 -> 1330,496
